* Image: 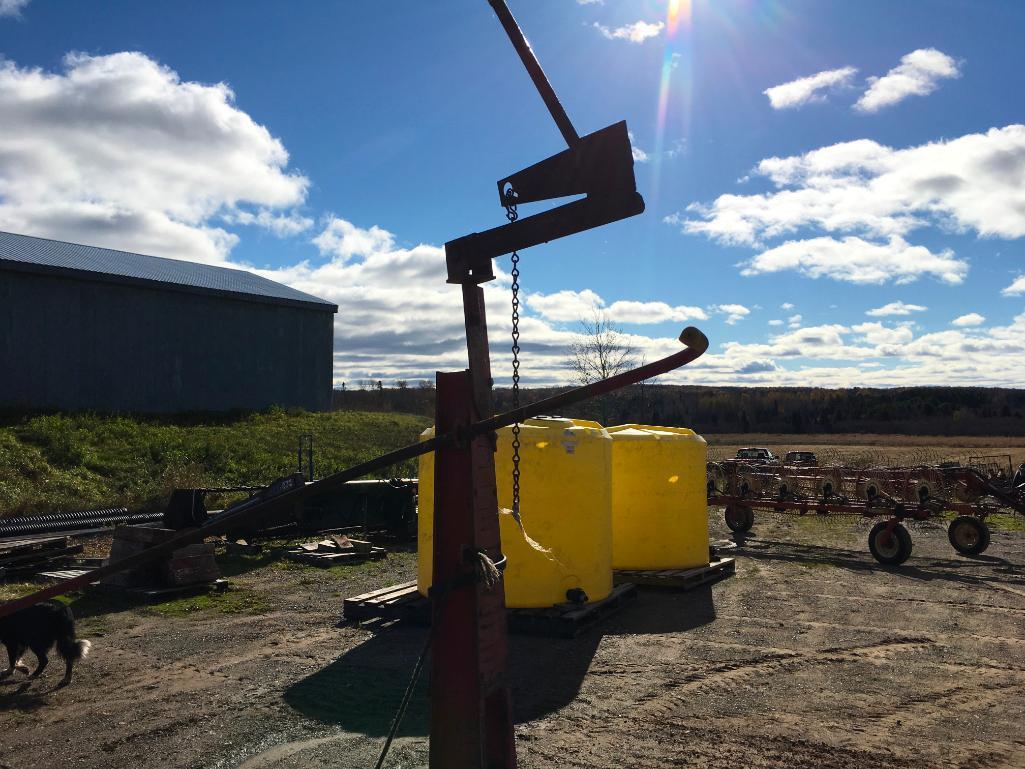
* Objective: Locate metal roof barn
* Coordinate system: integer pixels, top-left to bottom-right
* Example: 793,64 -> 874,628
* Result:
0,231 -> 338,413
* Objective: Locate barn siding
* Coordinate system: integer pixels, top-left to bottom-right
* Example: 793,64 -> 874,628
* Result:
0,269 -> 335,413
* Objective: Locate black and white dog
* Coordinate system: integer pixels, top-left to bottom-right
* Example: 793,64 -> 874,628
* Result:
0,600 -> 91,687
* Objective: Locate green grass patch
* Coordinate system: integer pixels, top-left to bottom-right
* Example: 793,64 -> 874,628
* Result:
987,513 -> 1025,532
0,408 -> 430,516
149,585 -> 271,617
0,582 -> 41,601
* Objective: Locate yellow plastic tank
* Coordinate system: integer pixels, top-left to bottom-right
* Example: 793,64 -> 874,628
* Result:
606,424 -> 709,570
417,417 -> 613,608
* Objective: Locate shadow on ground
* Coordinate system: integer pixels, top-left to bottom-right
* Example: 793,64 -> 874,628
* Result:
731,529 -> 1023,585
284,584 -> 719,736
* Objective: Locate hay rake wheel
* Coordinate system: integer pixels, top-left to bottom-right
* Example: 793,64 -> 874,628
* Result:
867,520 -> 913,566
947,515 -> 991,556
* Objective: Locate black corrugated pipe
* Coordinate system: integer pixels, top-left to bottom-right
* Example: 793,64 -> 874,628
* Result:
0,509 -> 163,538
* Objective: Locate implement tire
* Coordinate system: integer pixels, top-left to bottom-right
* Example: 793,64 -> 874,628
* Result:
868,521 -> 912,566
948,515 -> 991,556
725,504 -> 754,533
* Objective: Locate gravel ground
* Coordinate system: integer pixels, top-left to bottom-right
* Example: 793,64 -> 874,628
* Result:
1,514 -> 1024,769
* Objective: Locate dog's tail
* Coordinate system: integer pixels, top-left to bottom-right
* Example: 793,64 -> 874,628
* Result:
57,635 -> 91,662
55,604 -> 91,662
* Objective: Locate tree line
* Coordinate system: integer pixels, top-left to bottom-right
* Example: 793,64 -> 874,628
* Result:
332,383 -> 1025,437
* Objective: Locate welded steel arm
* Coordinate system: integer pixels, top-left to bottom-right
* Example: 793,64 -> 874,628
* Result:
0,327 -> 708,619
487,0 -> 579,148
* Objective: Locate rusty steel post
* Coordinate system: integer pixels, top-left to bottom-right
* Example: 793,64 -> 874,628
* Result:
430,368 -> 515,769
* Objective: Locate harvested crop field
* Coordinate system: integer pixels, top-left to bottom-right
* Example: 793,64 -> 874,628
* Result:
2,509 -> 1024,769
705,433 -> 1025,467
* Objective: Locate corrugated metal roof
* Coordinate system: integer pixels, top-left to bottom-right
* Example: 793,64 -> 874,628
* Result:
0,230 -> 336,311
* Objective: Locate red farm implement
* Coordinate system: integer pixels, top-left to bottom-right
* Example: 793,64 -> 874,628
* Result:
708,458 -> 1025,565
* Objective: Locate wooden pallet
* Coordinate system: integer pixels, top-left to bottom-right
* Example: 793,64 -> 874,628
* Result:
614,557 -> 736,591
508,583 -> 637,638
0,536 -> 83,578
343,580 -> 431,626
284,545 -> 387,567
37,568 -> 98,582
343,580 -> 637,638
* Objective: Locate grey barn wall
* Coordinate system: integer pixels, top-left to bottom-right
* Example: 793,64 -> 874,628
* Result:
0,270 -> 335,413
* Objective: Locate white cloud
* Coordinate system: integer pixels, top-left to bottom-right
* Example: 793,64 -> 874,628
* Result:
787,314 -> 803,329
666,137 -> 687,158
763,66 -> 857,110
1002,276 -> 1025,296
606,300 -> 707,324
866,300 -> 927,317
768,319 -> 783,327
714,303 -> 750,325
0,0 -> 30,17
577,0 -> 603,4
780,302 -> 795,310
951,312 -> 985,327
525,289 -> 602,323
215,218 -> 1025,387
225,209 -> 313,237
856,48 -> 960,113
674,125 -> 1025,259
852,321 -> 915,346
0,52 -> 308,263
527,289 -> 706,325
593,20 -> 664,43
313,217 -> 396,262
669,125 -> 1025,284
628,131 -> 649,163
254,219 -> 720,387
742,235 -> 966,285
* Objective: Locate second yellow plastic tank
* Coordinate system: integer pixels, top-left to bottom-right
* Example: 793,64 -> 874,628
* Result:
417,417 -> 613,608
606,424 -> 709,570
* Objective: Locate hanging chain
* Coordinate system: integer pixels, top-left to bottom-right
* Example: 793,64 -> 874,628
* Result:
505,187 -> 522,520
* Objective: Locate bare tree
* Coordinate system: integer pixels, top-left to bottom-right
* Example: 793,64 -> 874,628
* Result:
570,308 -> 637,424
571,307 -> 636,384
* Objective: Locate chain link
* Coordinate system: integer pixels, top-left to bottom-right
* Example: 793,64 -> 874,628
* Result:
505,189 -> 522,520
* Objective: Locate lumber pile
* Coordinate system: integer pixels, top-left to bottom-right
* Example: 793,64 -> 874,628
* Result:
0,536 -> 83,579
284,534 -> 386,566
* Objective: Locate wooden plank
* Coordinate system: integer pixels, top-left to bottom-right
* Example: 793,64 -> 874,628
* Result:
346,579 -> 419,604
613,558 -> 736,590
283,546 -> 386,567
0,543 -> 81,567
38,568 -> 97,582
0,536 -> 73,558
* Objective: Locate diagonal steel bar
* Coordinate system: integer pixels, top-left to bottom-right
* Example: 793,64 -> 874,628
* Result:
486,0 -> 579,147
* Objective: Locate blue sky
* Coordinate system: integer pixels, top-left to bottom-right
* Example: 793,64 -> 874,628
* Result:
2,0 -> 1024,387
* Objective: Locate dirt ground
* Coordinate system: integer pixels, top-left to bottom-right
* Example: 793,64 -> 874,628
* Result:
2,513 -> 1025,769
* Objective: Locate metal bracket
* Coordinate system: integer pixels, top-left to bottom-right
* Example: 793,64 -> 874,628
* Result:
445,121 -> 644,284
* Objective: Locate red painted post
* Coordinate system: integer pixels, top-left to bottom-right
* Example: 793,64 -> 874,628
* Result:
430,369 -> 515,769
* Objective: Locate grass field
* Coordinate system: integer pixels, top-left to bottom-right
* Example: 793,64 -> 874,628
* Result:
0,409 -> 430,516
3,414 -> 1023,518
